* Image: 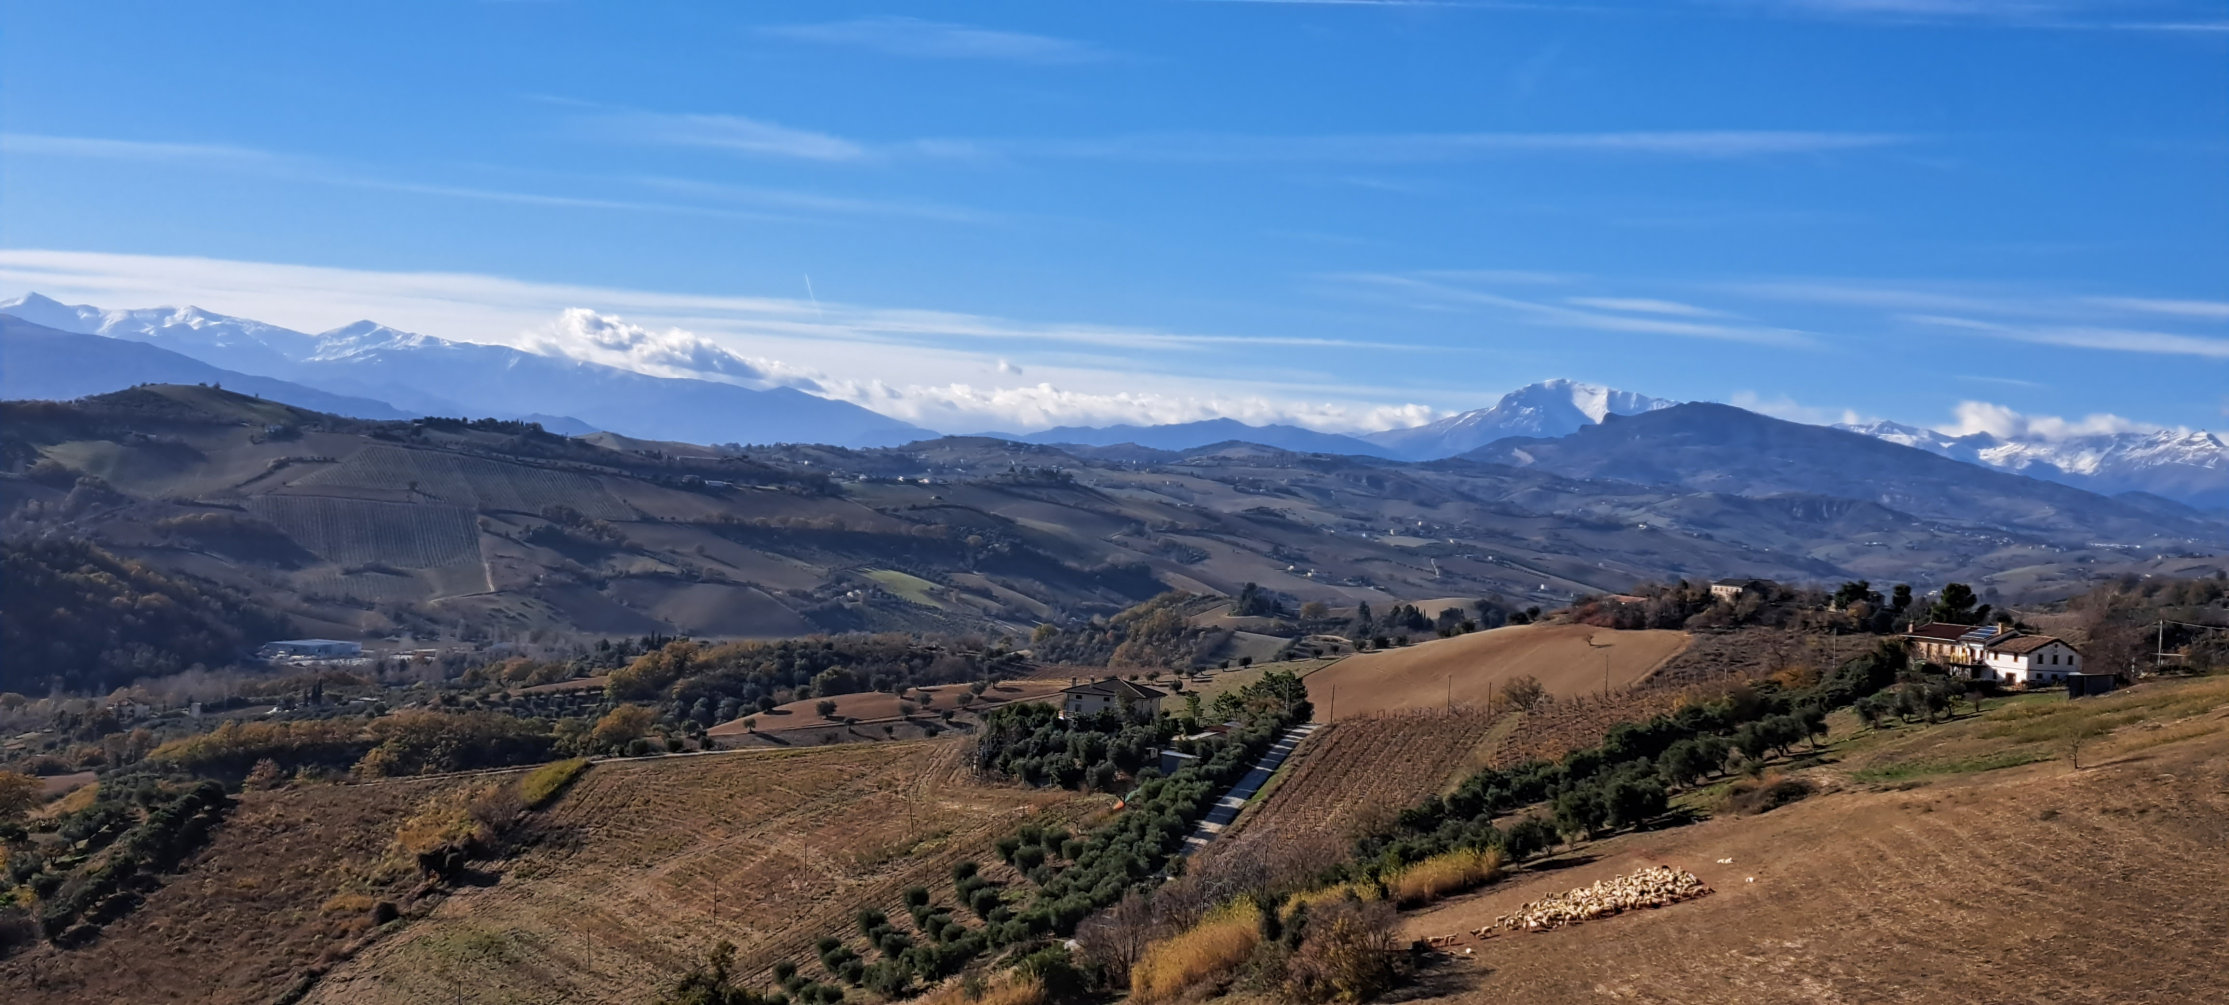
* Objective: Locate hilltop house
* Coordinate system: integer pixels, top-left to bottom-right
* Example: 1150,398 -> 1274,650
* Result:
1710,578 -> 1764,601
1902,624 -> 2086,687
1059,678 -> 1167,721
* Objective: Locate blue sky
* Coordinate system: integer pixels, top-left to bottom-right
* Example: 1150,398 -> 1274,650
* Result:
3,1 -> 2226,436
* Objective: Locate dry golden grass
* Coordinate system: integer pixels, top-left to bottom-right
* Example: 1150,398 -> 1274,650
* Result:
0,774 -> 482,1004
915,974 -> 1047,1005
1377,676 -> 2229,1005
1132,899 -> 1265,1003
1385,847 -> 1502,908
1306,623 -> 1688,720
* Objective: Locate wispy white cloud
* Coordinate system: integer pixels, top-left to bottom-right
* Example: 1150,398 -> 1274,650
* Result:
2081,296 -> 2229,321
1564,296 -> 1731,317
0,132 -> 296,168
2,130 -> 999,226
952,129 -> 1906,164
1903,313 -> 2229,359
580,110 -> 869,161
758,16 -> 1109,63
0,249 -> 1453,434
1719,0 -> 2229,32
632,176 -> 991,224
1337,272 -> 1812,346
1729,390 -> 1868,425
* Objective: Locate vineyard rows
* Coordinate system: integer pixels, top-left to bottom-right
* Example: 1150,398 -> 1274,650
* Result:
248,496 -> 481,569
1211,709 -> 1501,864
294,445 -> 633,519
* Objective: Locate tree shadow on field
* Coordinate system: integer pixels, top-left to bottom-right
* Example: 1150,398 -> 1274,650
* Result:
1385,954 -> 1489,1001
1521,852 -> 1600,875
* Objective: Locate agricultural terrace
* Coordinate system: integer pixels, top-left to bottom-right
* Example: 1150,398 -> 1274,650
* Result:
0,774 -> 493,1004
1303,623 -> 1689,720
1384,676 -> 2229,1004
707,679 -> 1071,748
1195,709 -> 1507,874
304,739 -> 1096,1005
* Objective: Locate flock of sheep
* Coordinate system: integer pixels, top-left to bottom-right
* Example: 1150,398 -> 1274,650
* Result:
1480,865 -> 1712,936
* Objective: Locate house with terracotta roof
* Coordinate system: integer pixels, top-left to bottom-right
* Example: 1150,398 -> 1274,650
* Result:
1058,678 -> 1167,721
1902,623 -> 2087,688
1902,622 -> 2014,671
1980,634 -> 2085,687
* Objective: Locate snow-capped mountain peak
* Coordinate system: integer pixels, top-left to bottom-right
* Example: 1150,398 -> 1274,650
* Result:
1839,419 -> 2229,509
0,292 -> 106,333
1362,379 -> 1676,459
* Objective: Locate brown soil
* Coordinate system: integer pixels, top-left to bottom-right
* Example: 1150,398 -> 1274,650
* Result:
707,679 -> 1071,745
1200,710 -> 1507,873
1383,685 -> 2229,1004
0,776 -> 478,1004
300,739 -> 1097,1004
1306,624 -> 1689,721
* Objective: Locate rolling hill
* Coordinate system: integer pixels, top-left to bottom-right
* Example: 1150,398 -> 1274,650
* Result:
1,385 -> 2222,650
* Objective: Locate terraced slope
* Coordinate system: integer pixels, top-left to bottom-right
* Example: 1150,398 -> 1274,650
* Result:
302,740 -> 1096,1004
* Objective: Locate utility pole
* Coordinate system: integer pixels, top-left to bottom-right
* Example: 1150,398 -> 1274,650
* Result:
1446,674 -> 1452,712
1603,651 -> 1610,700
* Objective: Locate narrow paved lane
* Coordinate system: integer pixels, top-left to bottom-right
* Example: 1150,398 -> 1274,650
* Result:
1178,722 -> 1319,856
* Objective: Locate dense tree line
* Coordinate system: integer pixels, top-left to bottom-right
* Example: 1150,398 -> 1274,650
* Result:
1031,592 -> 1217,668
603,635 -> 1010,724
974,703 -> 1173,791
1353,642 -> 1909,875
748,671 -> 1313,1001
1,538 -> 291,694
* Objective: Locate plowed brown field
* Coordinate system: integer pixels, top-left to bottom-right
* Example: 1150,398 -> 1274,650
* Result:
1392,713 -> 2229,1004
300,739 -> 1096,1004
1200,710 -> 1508,871
1307,624 -> 1688,721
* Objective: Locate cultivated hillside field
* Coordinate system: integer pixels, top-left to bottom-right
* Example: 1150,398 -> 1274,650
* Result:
1374,677 -> 2229,1005
706,679 -> 1071,747
0,774 -> 492,1003
1306,623 -> 1689,720
300,739 -> 1097,1005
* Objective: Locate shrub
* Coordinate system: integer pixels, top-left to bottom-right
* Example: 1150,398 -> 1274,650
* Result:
1131,899 -> 1263,1003
1281,895 -> 1402,1003
1383,846 -> 1502,907
518,758 -> 589,809
1722,775 -> 1814,816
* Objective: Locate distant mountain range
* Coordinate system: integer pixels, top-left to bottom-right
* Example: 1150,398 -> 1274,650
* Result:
0,294 -> 929,449
1840,419 -> 2229,511
1362,378 -> 1675,458
4,292 -> 2223,509
1,315 -> 412,420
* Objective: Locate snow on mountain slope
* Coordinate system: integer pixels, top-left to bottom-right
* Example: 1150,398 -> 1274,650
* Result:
1363,378 -> 1676,459
0,294 -> 928,448
1840,419 -> 2229,511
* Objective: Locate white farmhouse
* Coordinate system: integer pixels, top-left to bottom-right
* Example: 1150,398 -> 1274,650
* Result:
1058,678 -> 1167,721
1979,635 -> 2084,687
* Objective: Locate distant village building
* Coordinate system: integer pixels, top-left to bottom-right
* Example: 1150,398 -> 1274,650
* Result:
258,639 -> 363,660
1059,678 -> 1167,721
1901,624 -> 2086,687
1710,579 -> 1761,602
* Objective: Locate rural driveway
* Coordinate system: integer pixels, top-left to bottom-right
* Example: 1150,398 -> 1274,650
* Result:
1178,722 -> 1319,856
